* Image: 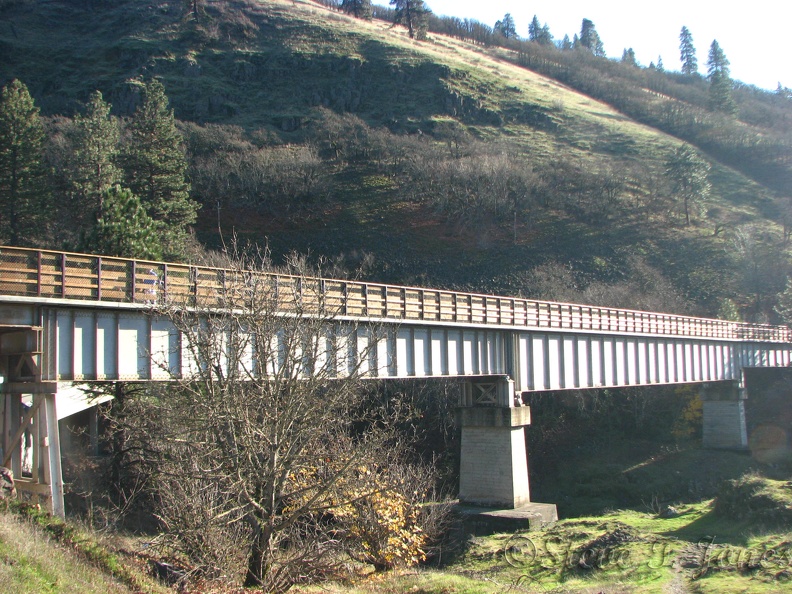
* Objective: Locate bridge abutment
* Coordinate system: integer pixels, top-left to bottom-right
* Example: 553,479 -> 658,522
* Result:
701,381 -> 748,450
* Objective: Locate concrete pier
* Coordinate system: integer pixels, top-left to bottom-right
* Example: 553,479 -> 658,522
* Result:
702,381 -> 748,450
457,378 -> 534,509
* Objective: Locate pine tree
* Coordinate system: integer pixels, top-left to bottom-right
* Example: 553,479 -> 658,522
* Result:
121,79 -> 197,258
707,40 -> 736,115
579,19 -> 604,57
679,26 -> 697,75
0,79 -> 47,246
528,15 -> 541,41
69,91 -> 121,223
494,13 -> 516,39
90,185 -> 162,260
560,34 -> 572,51
529,15 -> 553,46
340,0 -> 371,19
390,0 -> 430,40
621,48 -> 637,67
657,55 -> 664,72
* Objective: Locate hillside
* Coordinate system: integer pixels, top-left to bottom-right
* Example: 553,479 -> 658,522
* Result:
1,0 -> 791,320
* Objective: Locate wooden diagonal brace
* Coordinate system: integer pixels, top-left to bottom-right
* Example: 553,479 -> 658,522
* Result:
3,398 -> 42,468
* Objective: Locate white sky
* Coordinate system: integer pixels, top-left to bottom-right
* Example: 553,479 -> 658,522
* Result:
373,1 -> 790,90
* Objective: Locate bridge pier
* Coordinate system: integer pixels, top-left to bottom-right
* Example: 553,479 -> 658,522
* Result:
701,381 -> 748,450
457,378 -> 532,508
1,324 -> 65,517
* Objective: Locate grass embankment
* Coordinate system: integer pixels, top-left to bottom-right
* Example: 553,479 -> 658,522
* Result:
0,503 -> 170,594
2,448 -> 791,593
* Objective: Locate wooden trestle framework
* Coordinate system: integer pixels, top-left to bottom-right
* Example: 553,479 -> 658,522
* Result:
0,323 -> 63,516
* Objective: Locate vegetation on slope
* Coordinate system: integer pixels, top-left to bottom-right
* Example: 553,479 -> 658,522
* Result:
2,0 -> 790,321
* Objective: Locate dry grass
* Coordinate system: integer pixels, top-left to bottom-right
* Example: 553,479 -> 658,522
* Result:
0,510 -> 133,593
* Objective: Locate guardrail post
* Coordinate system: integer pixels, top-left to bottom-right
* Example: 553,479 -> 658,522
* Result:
96,256 -> 102,301
60,253 -> 67,298
36,250 -> 43,297
130,260 -> 136,303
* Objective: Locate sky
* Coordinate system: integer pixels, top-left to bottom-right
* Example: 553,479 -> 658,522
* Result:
373,1 -> 790,90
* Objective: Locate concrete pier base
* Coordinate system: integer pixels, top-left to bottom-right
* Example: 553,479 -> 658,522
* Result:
702,381 -> 748,450
456,502 -> 558,535
458,405 -> 533,508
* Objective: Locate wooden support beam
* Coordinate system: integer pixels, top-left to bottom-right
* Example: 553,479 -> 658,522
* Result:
2,397 -> 41,468
44,393 -> 64,518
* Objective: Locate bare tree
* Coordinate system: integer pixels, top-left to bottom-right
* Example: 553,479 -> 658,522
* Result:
148,249 -> 435,591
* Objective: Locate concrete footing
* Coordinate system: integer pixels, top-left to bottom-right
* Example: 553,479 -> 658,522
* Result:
455,502 -> 558,535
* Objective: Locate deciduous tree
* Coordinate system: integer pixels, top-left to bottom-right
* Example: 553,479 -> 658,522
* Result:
665,144 -> 711,225
148,251 -> 441,590
0,79 -> 47,245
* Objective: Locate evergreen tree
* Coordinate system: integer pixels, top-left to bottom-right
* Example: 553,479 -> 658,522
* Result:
528,15 -> 541,41
529,15 -> 553,46
69,91 -> 121,223
121,79 -> 197,258
390,0 -> 430,40
90,185 -> 161,260
665,144 -> 711,225
494,13 -> 516,39
707,40 -> 736,115
621,48 -> 637,67
340,0 -> 371,19
679,26 -> 697,75
560,34 -> 573,51
579,19 -> 604,57
657,55 -> 664,72
0,79 -> 47,246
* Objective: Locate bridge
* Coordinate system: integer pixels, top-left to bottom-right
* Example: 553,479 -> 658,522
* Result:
1,246 -> 790,518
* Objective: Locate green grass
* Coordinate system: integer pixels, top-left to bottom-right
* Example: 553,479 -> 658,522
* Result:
0,510 -> 135,593
293,492 -> 792,593
0,503 -> 171,594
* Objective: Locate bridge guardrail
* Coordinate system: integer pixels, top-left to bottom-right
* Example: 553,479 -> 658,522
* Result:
1,246 -> 789,342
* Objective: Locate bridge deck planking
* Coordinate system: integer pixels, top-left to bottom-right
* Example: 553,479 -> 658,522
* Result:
2,246 -> 790,343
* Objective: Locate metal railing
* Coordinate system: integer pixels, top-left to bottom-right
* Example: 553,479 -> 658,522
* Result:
1,246 -> 789,342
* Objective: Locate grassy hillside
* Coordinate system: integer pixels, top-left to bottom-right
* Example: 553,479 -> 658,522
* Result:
1,0 -> 790,320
